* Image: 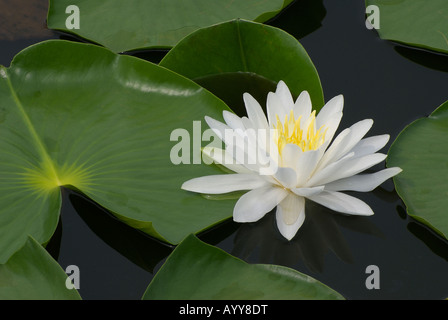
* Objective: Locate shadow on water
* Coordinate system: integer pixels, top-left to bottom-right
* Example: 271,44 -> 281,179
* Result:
127,49 -> 169,65
407,220 -> 448,262
267,0 -> 326,40
47,188 -> 248,274
394,45 -> 448,73
47,188 -> 173,274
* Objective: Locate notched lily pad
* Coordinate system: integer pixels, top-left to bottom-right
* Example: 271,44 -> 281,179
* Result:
160,19 -> 325,111
0,40 -> 236,263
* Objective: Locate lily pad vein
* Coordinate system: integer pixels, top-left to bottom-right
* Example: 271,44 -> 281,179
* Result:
2,69 -> 60,188
236,20 -> 249,72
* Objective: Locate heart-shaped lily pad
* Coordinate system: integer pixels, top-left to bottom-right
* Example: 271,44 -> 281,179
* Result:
160,19 -> 325,110
0,40 -> 236,263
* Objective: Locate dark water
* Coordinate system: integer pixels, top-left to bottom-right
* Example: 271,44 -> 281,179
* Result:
1,0 -> 448,300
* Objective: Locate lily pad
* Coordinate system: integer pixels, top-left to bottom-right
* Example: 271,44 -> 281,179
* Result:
0,236 -> 81,300
0,40 -> 236,263
387,100 -> 448,239
160,19 -> 325,110
142,234 -> 345,300
47,0 -> 294,52
366,0 -> 448,55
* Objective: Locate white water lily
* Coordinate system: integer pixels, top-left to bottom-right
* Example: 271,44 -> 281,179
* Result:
182,81 -> 402,240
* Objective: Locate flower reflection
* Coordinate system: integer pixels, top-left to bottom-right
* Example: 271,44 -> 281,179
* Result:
230,200 -> 384,273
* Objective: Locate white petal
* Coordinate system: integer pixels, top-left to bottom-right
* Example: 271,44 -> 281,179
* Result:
223,110 -> 245,131
336,119 -> 373,155
267,92 -> 288,127
206,116 -> 259,169
181,173 -> 268,194
318,119 -> 374,170
315,127 -> 350,171
307,152 -> 387,187
324,167 -> 402,192
321,111 -> 343,145
235,117 -> 270,168
273,167 -> 297,189
291,186 -> 325,197
240,116 -> 255,131
307,152 -> 355,187
233,186 -> 289,222
308,191 -> 374,216
351,134 -> 390,158
205,116 -> 229,141
276,194 -> 306,240
295,149 -> 322,186
243,117 -> 271,166
275,80 -> 295,111
224,142 -> 258,171
316,95 -> 344,130
258,154 -> 280,177
293,91 -> 312,120
279,143 -> 302,170
259,131 -> 281,175
243,93 -> 269,131
202,147 -> 253,174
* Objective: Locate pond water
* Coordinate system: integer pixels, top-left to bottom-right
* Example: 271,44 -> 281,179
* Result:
1,0 -> 448,300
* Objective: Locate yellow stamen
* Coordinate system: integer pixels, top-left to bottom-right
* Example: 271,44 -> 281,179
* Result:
273,110 -> 327,155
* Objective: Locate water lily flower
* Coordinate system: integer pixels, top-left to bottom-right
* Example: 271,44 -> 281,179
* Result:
182,81 -> 402,240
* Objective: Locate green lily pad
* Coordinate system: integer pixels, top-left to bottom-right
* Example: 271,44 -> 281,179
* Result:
387,100 -> 448,239
160,19 -> 324,110
0,236 -> 81,300
0,40 -> 235,263
366,0 -> 448,55
142,234 -> 345,300
47,0 -> 294,52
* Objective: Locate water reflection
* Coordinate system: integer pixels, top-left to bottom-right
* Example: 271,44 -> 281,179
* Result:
407,220 -> 448,261
373,179 -> 448,261
267,0 -> 326,40
394,46 -> 448,73
370,180 -> 401,204
64,189 -> 173,273
229,200 -> 383,273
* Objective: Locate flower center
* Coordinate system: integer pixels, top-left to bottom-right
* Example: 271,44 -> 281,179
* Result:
273,110 -> 327,154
